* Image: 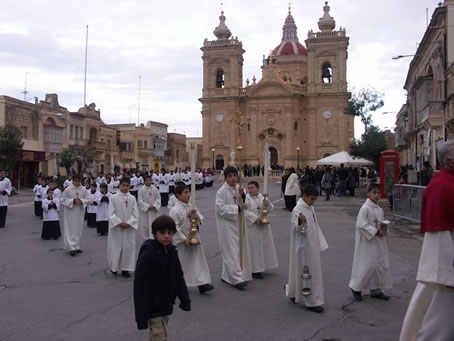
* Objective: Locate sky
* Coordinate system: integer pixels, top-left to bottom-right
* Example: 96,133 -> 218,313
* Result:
0,0 -> 440,138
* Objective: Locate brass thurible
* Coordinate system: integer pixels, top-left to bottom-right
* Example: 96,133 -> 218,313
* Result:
301,265 -> 312,297
261,194 -> 270,225
189,209 -> 200,245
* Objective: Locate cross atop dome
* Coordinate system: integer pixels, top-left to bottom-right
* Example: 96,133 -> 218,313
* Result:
273,6 -> 307,57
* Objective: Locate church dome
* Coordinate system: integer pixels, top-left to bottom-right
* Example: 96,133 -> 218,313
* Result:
273,7 -> 307,56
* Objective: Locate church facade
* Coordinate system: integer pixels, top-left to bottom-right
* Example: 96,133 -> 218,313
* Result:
200,2 -> 354,169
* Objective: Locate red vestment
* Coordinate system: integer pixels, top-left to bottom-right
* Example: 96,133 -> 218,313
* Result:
420,168 -> 454,233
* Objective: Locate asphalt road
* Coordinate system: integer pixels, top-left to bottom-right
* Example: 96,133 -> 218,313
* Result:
0,183 -> 423,341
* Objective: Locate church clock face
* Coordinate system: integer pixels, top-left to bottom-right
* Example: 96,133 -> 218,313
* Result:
322,110 -> 332,120
216,113 -> 224,122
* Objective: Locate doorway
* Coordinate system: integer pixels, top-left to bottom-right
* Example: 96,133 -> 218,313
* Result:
269,147 -> 278,166
215,154 -> 224,170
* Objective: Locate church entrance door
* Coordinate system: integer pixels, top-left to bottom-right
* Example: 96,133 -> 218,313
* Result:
269,147 -> 278,167
215,154 -> 224,170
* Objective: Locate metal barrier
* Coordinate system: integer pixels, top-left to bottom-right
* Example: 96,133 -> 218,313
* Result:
393,184 -> 425,223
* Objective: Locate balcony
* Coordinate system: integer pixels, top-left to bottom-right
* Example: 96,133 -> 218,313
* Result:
137,148 -> 152,156
394,128 -> 407,148
417,101 -> 444,125
119,151 -> 134,160
44,141 -> 62,153
87,140 -> 107,151
152,149 -> 165,158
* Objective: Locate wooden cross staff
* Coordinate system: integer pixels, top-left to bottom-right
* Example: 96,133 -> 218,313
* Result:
229,107 -> 249,270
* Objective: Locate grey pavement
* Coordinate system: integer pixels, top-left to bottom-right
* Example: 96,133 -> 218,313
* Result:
0,183 -> 423,341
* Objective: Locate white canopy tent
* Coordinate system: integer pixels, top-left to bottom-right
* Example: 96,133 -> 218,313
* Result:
316,151 -> 373,167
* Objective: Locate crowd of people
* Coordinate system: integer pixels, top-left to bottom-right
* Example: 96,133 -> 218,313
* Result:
0,139 -> 452,340
280,164 -> 378,211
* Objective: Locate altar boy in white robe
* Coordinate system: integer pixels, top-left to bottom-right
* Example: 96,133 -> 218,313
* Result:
138,175 -> 161,241
285,184 -> 328,313
349,183 -> 392,301
169,184 -> 214,294
108,177 -> 139,278
244,181 -> 278,279
215,166 -> 252,290
60,174 -> 90,256
94,183 -> 111,236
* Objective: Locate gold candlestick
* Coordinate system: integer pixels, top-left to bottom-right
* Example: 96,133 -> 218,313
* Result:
261,194 -> 270,225
189,209 -> 200,245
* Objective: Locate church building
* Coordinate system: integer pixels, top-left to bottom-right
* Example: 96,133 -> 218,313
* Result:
200,2 -> 354,169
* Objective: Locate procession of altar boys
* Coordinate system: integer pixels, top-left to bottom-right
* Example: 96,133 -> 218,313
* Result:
1,137 -> 452,341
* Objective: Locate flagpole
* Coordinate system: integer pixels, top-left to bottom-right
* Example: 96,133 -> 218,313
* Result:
84,25 -> 88,112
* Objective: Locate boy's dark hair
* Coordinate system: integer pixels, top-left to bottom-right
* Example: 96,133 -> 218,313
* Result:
175,181 -> 185,186
120,177 -> 130,185
301,184 -> 318,197
143,174 -> 151,180
367,183 -> 381,192
174,184 -> 189,196
248,181 -> 259,189
152,215 -> 177,235
73,174 -> 82,181
224,166 -> 238,178
46,188 -> 54,194
90,183 -> 97,188
100,183 -> 107,189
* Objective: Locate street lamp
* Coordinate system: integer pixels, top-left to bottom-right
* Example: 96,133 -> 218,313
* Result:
392,54 -> 416,60
296,147 -> 300,170
211,148 -> 215,169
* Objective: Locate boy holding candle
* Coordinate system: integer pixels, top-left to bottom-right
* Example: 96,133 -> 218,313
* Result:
169,184 -> 214,294
244,181 -> 278,279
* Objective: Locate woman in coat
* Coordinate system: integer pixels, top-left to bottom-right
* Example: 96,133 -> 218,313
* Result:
284,167 -> 300,211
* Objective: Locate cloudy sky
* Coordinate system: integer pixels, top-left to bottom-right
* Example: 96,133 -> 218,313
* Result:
0,0 -> 440,138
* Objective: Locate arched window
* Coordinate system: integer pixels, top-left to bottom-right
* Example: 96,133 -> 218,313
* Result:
293,121 -> 298,136
322,63 -> 332,83
216,69 -> 225,88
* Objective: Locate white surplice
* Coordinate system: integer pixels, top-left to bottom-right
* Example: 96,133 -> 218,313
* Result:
215,183 -> 252,285
42,197 -> 60,221
349,199 -> 392,292
107,191 -> 139,272
169,200 -> 212,287
137,185 -> 161,240
60,184 -> 89,251
399,230 -> 454,341
285,198 -> 328,307
244,193 -> 278,273
94,192 -> 111,222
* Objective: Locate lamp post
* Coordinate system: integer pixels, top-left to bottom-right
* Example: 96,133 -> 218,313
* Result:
392,54 -> 416,60
296,147 -> 300,170
211,148 -> 215,169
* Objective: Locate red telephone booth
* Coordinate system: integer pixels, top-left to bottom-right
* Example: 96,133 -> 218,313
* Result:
380,150 -> 399,198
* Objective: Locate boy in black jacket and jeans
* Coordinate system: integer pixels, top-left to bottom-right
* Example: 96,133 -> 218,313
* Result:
134,215 -> 191,340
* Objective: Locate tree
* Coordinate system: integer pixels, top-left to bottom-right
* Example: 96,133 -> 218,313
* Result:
0,124 -> 24,173
350,125 -> 387,169
345,88 -> 384,133
57,148 -> 74,175
74,148 -> 94,174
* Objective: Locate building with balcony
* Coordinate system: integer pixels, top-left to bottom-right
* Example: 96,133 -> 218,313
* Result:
200,3 -> 353,169
397,0 -> 454,172
167,133 -> 189,171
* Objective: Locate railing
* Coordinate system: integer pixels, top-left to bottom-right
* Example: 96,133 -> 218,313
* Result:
203,39 -> 242,48
393,184 -> 425,223
307,30 -> 346,39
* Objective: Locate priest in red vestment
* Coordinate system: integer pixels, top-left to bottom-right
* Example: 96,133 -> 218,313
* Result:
400,140 -> 454,341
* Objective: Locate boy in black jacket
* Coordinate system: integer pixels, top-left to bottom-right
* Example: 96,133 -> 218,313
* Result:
134,215 -> 191,340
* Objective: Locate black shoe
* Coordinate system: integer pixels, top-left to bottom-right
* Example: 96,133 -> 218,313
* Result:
307,306 -> 324,313
370,292 -> 390,300
252,272 -> 264,279
289,297 -> 296,304
351,289 -> 362,301
76,249 -> 82,253
198,284 -> 214,294
70,250 -> 77,257
110,270 -> 117,275
121,271 -> 130,278
233,282 -> 247,290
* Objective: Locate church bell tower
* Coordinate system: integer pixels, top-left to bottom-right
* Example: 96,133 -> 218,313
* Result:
200,11 -> 245,169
